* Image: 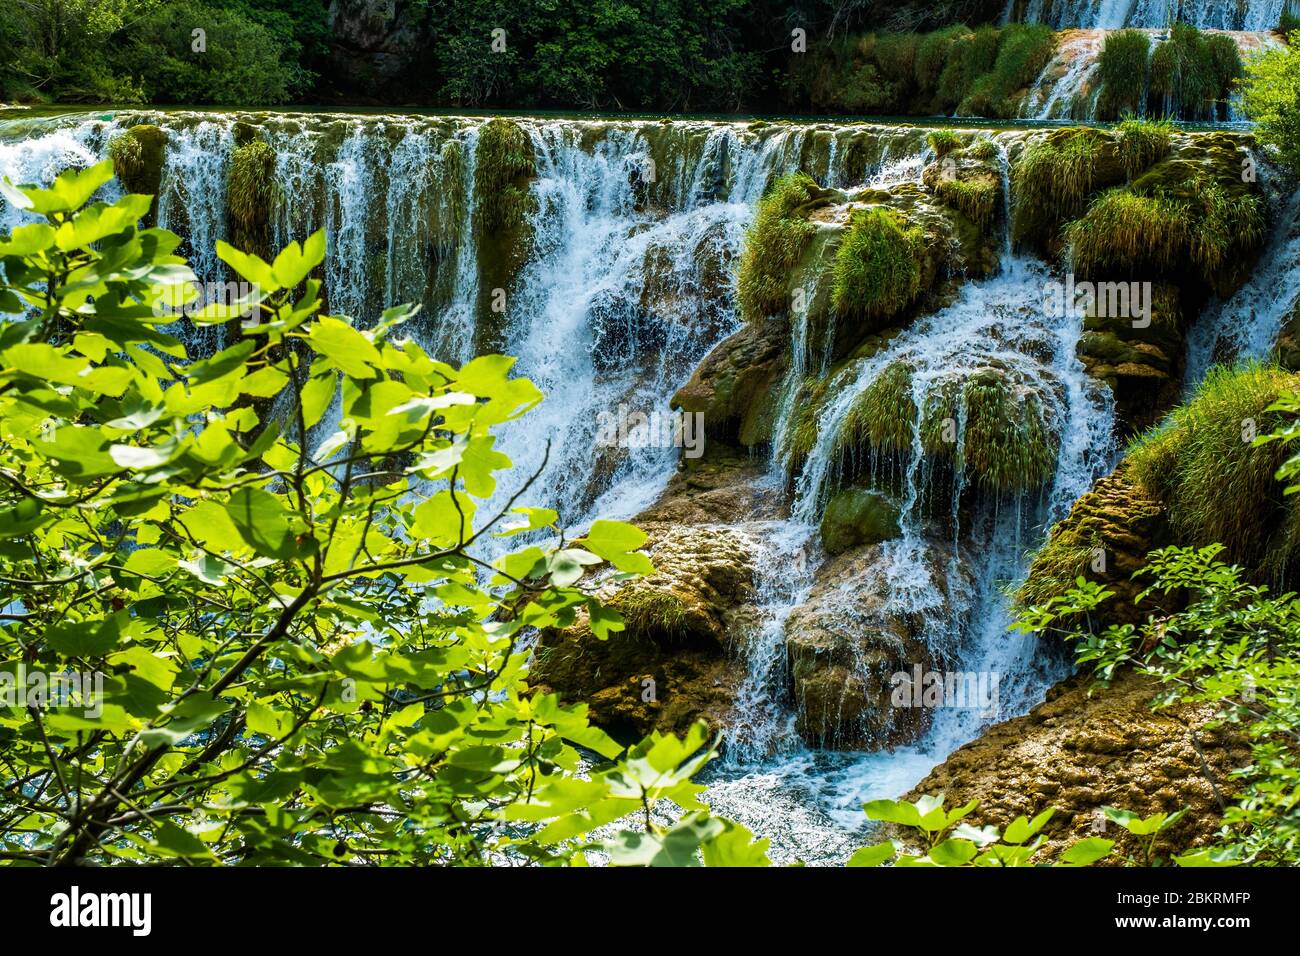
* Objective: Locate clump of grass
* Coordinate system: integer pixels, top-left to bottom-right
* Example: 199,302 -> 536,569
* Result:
839,360 -> 918,455
107,125 -> 167,218
1115,115 -> 1175,178
831,206 -> 924,325
836,363 -> 1058,493
474,118 -> 536,236
227,139 -> 280,259
1149,24 -> 1241,120
959,23 -> 1056,118
612,588 -> 694,643
1066,155 -> 1265,292
927,129 -> 962,157
935,177 -> 997,228
934,26 -> 1001,112
737,172 -> 829,321
1011,127 -> 1116,249
965,138 -> 999,161
429,138 -> 466,259
784,374 -> 833,468
1128,362 -> 1300,579
1097,30 -> 1152,119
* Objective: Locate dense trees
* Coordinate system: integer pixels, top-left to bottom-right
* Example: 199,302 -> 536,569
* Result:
0,0 -> 1019,111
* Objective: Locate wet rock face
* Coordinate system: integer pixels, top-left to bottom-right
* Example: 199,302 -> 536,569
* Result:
326,1 -> 429,90
785,540 -> 971,750
1018,464 -> 1168,625
819,488 -> 901,555
671,318 -> 789,450
530,524 -> 757,740
902,668 -> 1250,863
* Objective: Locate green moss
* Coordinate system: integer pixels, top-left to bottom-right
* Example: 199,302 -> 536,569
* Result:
1011,127 -> 1122,251
831,207 -> 924,325
784,374 -> 833,469
107,124 -> 167,223
935,177 -> 997,228
227,139 -> 280,260
834,361 -> 1057,493
839,360 -> 917,455
1115,116 -> 1174,178
611,588 -> 694,643
1065,151 -> 1265,294
1128,362 -> 1300,580
820,487 -> 901,554
474,118 -> 536,237
965,138 -> 999,161
737,172 -> 830,322
1097,30 -> 1151,120
927,129 -> 962,157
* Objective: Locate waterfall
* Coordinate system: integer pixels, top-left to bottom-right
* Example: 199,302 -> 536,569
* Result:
1022,0 -> 1284,29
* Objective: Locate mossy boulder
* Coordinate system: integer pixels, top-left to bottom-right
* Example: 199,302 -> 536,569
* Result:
737,171 -> 835,322
108,124 -> 168,224
1011,127 -> 1129,256
530,525 -> 756,740
473,118 -> 537,353
671,316 -> 790,450
227,139 -> 280,262
900,668 -> 1249,863
1016,463 -> 1167,624
819,487 -> 901,555
785,540 -> 971,749
922,145 -> 1000,234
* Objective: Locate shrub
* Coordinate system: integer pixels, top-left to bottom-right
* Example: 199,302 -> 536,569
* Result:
0,161 -> 766,867
107,124 -> 168,220
1241,30 -> 1300,175
959,23 -> 1056,119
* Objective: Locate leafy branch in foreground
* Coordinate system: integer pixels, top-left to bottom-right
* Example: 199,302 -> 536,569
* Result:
0,159 -> 760,866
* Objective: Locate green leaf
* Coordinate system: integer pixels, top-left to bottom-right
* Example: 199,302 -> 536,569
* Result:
701,820 -> 772,867
308,317 -> 382,378
846,841 -> 897,867
929,838 -> 978,866
864,798 -> 922,828
1058,837 -> 1115,867
226,487 -> 300,560
583,519 -> 654,575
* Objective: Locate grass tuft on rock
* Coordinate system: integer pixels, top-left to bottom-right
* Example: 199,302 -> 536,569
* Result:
474,118 -> 536,236
1128,362 -> 1300,580
1097,30 -> 1152,119
1115,116 -> 1174,178
107,124 -> 167,222
831,206 -> 924,325
927,129 -> 962,157
738,172 -> 829,322
227,139 -> 280,260
1011,127 -> 1121,250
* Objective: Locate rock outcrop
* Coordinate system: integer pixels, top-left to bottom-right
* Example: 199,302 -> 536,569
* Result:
903,668 -> 1250,863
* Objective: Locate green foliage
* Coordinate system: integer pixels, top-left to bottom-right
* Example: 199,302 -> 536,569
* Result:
117,0 -> 303,105
0,162 -> 760,867
1242,30 -> 1300,176
1065,149 -> 1265,294
1127,363 -> 1300,580
1017,544 -> 1300,864
848,795 -> 1115,867
958,23 -> 1056,119
1011,128 -> 1116,250
840,360 -> 917,455
226,139 -> 280,260
1097,29 -> 1151,120
927,129 -> 962,157
831,206 -> 923,324
1115,116 -> 1174,178
1149,24 -> 1242,121
737,172 -> 827,322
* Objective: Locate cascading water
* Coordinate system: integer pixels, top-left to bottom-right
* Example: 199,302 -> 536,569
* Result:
1020,0 -> 1285,30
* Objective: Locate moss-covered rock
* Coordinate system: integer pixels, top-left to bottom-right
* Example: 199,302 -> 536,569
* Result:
785,540 -> 971,749
1127,362 -> 1300,582
737,171 -> 834,322
820,487 -> 902,554
831,206 -> 926,332
227,139 -> 280,262
901,668 -> 1249,863
107,124 -> 168,225
1011,127 -> 1128,255
529,525 -> 756,740
671,316 -> 789,450
473,118 -> 537,353
1016,463 -> 1167,622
